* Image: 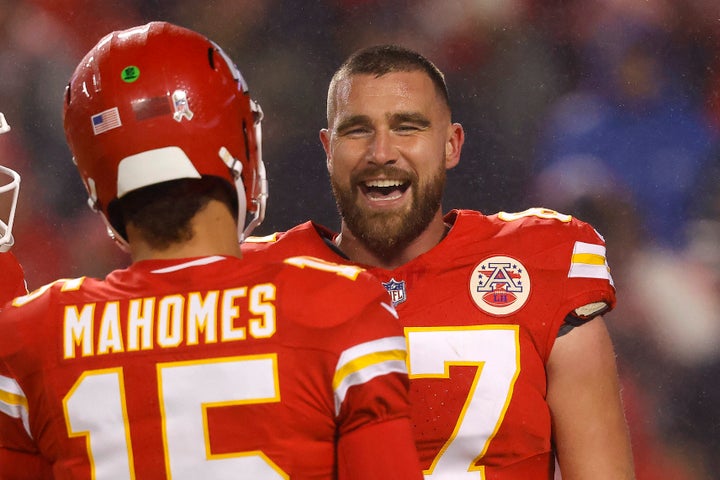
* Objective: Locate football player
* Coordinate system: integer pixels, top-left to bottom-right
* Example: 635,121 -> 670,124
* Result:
0,25 -> 422,479
0,113 -> 27,306
243,45 -> 636,479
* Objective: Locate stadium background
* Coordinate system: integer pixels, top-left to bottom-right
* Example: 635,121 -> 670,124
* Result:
1,1 -> 718,478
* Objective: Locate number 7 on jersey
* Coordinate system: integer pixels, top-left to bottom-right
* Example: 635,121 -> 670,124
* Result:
406,326 -> 520,479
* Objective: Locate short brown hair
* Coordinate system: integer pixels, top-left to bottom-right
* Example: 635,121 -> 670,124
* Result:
327,45 -> 450,121
110,177 -> 237,250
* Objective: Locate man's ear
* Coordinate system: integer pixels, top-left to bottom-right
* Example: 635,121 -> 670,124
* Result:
445,122 -> 464,169
319,128 -> 332,172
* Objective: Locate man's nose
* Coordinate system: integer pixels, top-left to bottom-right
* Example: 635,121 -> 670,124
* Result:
367,129 -> 397,165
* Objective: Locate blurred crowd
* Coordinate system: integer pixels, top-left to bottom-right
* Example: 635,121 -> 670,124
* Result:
1,0 -> 719,478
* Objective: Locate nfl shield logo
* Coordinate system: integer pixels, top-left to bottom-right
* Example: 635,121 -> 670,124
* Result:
382,278 -> 407,306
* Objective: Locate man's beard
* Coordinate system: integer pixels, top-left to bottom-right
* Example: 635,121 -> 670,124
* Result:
331,163 -> 446,261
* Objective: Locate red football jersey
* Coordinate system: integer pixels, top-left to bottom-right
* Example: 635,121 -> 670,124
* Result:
0,255 -> 422,480
242,208 -> 617,479
0,251 -> 27,306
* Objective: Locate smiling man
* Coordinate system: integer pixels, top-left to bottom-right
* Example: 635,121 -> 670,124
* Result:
323,65 -> 461,267
243,44 -> 635,479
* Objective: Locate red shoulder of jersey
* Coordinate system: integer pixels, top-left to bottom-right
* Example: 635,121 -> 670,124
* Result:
242,222 -> 344,264
446,208 -> 616,316
277,255 -> 394,328
0,276 -> 84,360
273,256 -> 410,428
0,252 -> 27,306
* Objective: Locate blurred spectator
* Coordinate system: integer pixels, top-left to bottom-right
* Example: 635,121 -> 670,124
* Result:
531,153 -> 714,480
533,2 -> 717,250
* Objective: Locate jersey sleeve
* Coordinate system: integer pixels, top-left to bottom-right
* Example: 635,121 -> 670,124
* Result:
488,209 -> 617,350
0,306 -> 36,453
279,256 -> 417,452
0,358 -> 53,479
332,312 -> 410,431
338,418 -> 422,480
560,217 -> 616,319
313,265 -> 420,479
497,209 -> 616,317
0,283 -> 56,478
533,212 -> 617,350
0,449 -> 53,480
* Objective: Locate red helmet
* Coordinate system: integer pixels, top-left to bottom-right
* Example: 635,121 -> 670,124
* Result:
63,21 -> 266,249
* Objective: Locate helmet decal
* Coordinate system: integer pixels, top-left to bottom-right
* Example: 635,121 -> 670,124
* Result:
121,66 -> 140,83
171,90 -> 194,122
131,96 -> 172,121
91,107 -> 122,135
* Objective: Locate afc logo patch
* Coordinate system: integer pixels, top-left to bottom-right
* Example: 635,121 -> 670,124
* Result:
382,278 -> 407,307
469,256 -> 530,315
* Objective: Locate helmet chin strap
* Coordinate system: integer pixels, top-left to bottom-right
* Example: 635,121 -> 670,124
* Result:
100,211 -> 131,253
82,174 -> 131,253
219,146 -> 249,243
235,174 -> 248,243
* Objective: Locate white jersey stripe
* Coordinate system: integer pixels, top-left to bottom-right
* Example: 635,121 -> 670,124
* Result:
568,241 -> 612,283
0,374 -> 31,438
334,336 -> 407,415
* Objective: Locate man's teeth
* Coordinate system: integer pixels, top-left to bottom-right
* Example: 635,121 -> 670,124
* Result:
377,192 -> 402,200
364,179 -> 403,187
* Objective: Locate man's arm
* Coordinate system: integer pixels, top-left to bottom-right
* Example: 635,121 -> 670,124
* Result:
0,448 -> 53,479
0,354 -> 52,479
337,417 -> 423,480
547,315 -> 635,480
0,397 -> 52,479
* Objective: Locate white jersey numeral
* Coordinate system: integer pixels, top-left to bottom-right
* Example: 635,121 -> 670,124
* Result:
63,355 -> 288,479
406,326 -> 520,479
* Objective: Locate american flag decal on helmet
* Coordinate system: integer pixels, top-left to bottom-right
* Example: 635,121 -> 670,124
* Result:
91,108 -> 122,135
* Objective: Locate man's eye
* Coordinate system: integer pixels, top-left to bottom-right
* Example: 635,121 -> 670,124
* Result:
396,125 -> 420,133
342,127 -> 369,136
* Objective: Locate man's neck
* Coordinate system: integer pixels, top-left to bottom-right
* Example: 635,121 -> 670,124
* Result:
335,211 -> 448,270
129,200 -> 242,262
